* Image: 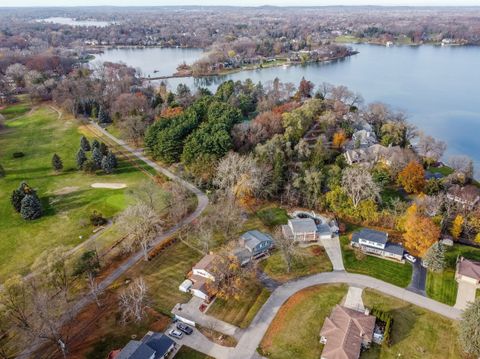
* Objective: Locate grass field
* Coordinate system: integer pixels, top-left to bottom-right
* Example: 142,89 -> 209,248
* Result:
261,245 -> 333,282
126,241 -> 203,314
340,236 -> 412,288
0,102 -> 31,119
259,284 -> 348,359
207,282 -> 270,328
426,243 -> 480,305
175,347 -> 213,359
0,104 -> 161,281
362,289 -> 463,358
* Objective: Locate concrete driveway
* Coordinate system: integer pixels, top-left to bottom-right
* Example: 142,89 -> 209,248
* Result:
320,235 -> 345,271
455,281 -> 478,310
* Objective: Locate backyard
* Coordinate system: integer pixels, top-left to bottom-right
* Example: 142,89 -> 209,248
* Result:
426,243 -> 480,305
207,282 -> 271,328
362,289 -> 463,358
340,235 -> 413,288
0,103 -> 163,281
258,284 -> 348,359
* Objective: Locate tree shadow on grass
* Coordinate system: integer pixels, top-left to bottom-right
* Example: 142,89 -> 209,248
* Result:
386,304 -> 417,346
41,189 -> 92,217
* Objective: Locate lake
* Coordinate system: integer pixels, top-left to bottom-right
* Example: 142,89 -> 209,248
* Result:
95,44 -> 480,175
37,17 -> 112,27
93,48 -> 204,78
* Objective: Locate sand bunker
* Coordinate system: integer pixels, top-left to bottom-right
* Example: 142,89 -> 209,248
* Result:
91,183 -> 127,189
53,186 -> 80,195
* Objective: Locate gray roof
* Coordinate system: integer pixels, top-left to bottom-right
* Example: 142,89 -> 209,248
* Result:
241,230 -> 273,251
352,229 -> 388,245
143,333 -> 175,358
116,341 -> 155,359
383,242 -> 405,256
289,218 -> 317,234
317,223 -> 332,235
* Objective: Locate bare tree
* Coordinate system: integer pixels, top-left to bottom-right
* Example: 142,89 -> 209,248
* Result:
272,227 -> 300,273
449,155 -> 474,180
341,166 -> 380,208
128,180 -> 168,213
416,132 -> 447,164
117,204 -> 162,261
118,277 -> 148,324
165,181 -> 190,223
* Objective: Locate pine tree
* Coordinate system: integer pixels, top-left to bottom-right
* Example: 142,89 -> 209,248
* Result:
76,148 -> 87,169
11,182 -> 30,212
99,142 -> 108,156
422,242 -> 446,273
92,147 -> 102,169
51,153 -> 63,172
97,106 -> 111,124
80,136 -> 91,151
91,139 -> 100,150
459,298 -> 480,356
101,152 -> 116,174
20,193 -> 43,220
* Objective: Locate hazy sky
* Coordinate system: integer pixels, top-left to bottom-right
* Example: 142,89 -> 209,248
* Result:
2,0 -> 480,6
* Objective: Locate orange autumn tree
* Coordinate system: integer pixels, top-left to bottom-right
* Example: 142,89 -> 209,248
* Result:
403,204 -> 440,257
397,160 -> 426,194
332,130 -> 348,149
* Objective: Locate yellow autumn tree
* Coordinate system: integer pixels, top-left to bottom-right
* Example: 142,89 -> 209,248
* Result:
403,204 -> 440,257
451,215 -> 464,240
397,161 -> 426,194
332,130 -> 347,149
476,233 -> 480,244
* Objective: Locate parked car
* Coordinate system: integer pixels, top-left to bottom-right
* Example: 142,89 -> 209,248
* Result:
176,322 -> 193,335
404,253 -> 417,263
168,329 -> 183,339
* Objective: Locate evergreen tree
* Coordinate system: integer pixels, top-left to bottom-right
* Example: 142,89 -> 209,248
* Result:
11,182 -> 30,212
76,148 -> 87,169
92,147 -> 103,169
101,152 -> 116,174
51,153 -> 63,172
80,136 -> 91,151
459,298 -> 480,356
20,193 -> 43,220
91,139 -> 100,150
82,160 -> 97,173
99,142 -> 108,156
422,242 -> 446,273
0,163 -> 5,177
97,106 -> 111,124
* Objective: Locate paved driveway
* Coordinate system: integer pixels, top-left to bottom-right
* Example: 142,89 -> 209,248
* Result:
407,259 -> 427,296
455,280 -> 478,310
343,286 -> 365,312
320,235 -> 345,271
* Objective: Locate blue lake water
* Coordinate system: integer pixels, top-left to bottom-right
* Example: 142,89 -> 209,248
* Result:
95,44 -> 480,175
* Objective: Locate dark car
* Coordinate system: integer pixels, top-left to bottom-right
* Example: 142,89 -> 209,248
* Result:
176,322 -> 193,335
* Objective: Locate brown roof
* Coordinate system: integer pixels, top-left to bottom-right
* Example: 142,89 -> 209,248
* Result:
192,254 -> 218,272
320,305 -> 376,359
457,257 -> 480,281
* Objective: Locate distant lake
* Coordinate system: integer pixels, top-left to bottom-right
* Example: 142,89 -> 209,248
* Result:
93,47 -> 204,78
95,44 -> 480,175
37,17 -> 112,27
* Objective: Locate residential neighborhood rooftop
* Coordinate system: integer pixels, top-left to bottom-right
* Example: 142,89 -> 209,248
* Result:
192,253 -> 217,272
457,257 -> 480,281
320,305 -> 376,359
352,228 -> 389,245
288,218 -> 317,233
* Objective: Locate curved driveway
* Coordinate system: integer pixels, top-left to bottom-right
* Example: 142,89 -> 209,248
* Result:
230,271 -> 462,359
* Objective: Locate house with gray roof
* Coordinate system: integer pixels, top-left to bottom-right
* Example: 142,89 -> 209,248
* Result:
282,218 -> 318,242
234,230 -> 275,265
351,228 -> 405,262
115,331 -> 176,359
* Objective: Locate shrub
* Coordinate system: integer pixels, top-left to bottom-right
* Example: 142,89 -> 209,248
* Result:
51,153 -> 63,172
0,163 -> 5,177
90,211 -> 108,226
12,152 -> 25,158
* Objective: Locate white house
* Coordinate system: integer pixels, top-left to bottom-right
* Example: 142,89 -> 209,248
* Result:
282,218 -> 318,242
351,228 -> 404,261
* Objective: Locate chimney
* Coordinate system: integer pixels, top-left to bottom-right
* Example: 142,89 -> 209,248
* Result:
364,308 -> 370,316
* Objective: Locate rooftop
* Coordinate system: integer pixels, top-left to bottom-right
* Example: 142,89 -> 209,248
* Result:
457,257 -> 480,281
352,228 -> 388,245
193,254 -> 218,272
320,305 -> 376,359
288,218 -> 317,234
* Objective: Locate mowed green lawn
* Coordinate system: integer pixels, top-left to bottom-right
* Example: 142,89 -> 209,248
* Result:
362,289 -> 463,359
340,236 -> 412,288
208,282 -> 270,328
426,244 -> 480,305
259,284 -> 348,359
0,105 -> 153,281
